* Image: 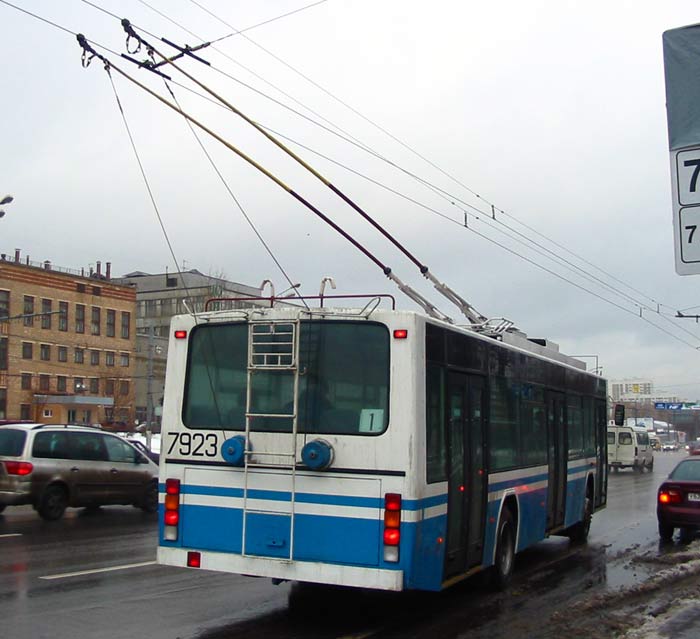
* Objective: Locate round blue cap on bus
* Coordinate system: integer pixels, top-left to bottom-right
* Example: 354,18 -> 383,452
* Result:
221,435 -> 249,466
301,439 -> 334,471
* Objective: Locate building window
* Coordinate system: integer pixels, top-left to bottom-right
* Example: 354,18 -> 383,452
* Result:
74,347 -> 84,364
23,295 -> 34,326
59,301 -> 68,331
120,352 -> 129,367
40,344 -> 51,361
58,346 -> 68,362
121,312 -> 130,339
57,376 -> 67,392
39,374 -> 50,392
0,389 -> 5,419
76,283 -> 86,293
43,409 -> 53,418
22,342 -> 33,359
21,373 -> 32,390
0,338 -> 6,370
20,404 -> 31,420
67,409 -> 77,423
91,307 -> 101,336
106,309 -> 116,337
105,379 -> 115,395
92,286 -> 102,296
89,378 -> 99,394
90,350 -> 100,366
0,290 -> 9,319
119,380 -> 130,396
41,299 -> 52,329
145,300 -> 158,318
74,377 -> 85,393
76,304 -> 85,333
106,351 -> 115,367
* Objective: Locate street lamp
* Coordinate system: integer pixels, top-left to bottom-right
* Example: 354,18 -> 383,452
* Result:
0,194 -> 14,218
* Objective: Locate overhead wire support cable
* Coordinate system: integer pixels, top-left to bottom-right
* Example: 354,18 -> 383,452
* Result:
185,0 -> 682,318
4,0 -> 696,347
160,78 -> 308,311
75,33 -> 455,321
119,20 -> 486,325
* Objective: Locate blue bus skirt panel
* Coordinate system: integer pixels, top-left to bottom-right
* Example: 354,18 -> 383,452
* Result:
405,514 -> 447,591
564,473 -> 588,528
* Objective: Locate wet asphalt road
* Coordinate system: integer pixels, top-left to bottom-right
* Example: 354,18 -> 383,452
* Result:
0,452 -> 687,639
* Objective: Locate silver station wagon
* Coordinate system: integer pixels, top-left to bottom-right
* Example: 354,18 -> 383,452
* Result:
0,423 -> 159,520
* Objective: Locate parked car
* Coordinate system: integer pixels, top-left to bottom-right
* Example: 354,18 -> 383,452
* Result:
657,456 -> 700,542
0,423 -> 159,520
127,438 -> 160,464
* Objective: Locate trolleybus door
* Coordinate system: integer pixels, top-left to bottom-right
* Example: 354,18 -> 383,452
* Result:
594,400 -> 607,507
546,392 -> 567,529
444,372 -> 487,578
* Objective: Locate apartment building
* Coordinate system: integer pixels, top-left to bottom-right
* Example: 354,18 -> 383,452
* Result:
610,379 -> 654,401
0,251 -> 136,426
114,269 -> 261,428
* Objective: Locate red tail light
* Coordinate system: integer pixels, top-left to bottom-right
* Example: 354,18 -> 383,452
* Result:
383,493 -> 402,560
385,493 -> 402,511
164,478 -> 181,541
174,330 -> 188,339
4,461 -> 33,476
187,551 -> 201,568
659,489 -> 682,504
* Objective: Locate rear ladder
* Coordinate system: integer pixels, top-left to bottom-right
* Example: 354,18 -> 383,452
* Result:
241,319 -> 301,560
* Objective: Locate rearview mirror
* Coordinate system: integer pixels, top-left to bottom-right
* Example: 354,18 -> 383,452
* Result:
614,404 -> 625,426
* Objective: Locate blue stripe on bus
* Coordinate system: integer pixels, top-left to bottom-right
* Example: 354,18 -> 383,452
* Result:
164,483 -> 449,511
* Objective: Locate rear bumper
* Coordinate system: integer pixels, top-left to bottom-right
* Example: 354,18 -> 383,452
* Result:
658,506 -> 700,529
157,546 -> 404,591
0,490 -> 32,506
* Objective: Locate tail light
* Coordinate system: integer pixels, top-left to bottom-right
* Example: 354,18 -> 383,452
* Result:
4,461 -> 33,476
383,493 -> 401,562
659,489 -> 682,504
164,478 -> 180,541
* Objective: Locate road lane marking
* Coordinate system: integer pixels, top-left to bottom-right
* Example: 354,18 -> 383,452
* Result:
0,533 -> 22,538
40,560 -> 157,580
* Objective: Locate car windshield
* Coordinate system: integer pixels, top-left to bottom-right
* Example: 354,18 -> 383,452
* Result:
0,429 -> 27,456
670,460 -> 700,481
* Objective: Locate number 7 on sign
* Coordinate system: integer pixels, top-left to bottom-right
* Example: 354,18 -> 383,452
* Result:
684,159 -> 700,192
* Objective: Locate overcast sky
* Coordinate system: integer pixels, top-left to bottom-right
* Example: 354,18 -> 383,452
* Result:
2,1 -> 700,399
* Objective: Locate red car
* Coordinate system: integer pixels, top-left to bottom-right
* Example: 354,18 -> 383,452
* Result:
657,456 -> 700,542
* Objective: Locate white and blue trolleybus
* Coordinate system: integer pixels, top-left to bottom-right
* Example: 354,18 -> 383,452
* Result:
157,293 -> 607,592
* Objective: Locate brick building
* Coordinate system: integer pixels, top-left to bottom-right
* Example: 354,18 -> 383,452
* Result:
0,251 -> 137,426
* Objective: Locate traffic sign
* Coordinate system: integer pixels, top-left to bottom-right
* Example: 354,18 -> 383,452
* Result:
664,25 -> 700,275
671,148 -> 700,272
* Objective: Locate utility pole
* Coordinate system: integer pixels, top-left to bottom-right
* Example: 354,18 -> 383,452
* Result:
146,326 -> 154,449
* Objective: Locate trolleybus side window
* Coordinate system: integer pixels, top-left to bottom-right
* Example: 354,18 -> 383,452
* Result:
567,395 -> 584,459
520,385 -> 547,466
182,321 -> 390,435
489,376 -> 520,471
426,365 -> 447,483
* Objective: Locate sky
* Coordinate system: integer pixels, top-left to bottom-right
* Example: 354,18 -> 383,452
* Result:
2,1 -> 700,399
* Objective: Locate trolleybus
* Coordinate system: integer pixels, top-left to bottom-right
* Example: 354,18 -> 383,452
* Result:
156,294 -> 608,592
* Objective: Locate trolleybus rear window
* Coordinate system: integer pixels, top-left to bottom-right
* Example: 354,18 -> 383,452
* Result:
183,321 -> 390,435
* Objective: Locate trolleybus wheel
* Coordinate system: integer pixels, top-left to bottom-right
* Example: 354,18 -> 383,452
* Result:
567,494 -> 592,544
492,508 -> 515,590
